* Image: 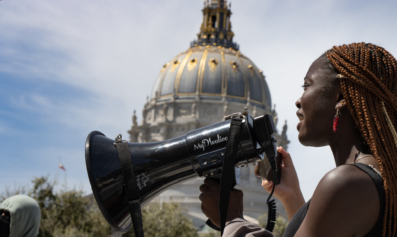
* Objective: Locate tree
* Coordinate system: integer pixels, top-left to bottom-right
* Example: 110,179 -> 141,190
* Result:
1,176 -> 199,237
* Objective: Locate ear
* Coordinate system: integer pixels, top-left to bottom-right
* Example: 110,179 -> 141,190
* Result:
335,99 -> 346,110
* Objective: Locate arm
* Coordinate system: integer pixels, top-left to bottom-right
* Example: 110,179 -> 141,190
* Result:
224,218 -> 273,237
256,147 -> 305,221
295,165 -> 380,237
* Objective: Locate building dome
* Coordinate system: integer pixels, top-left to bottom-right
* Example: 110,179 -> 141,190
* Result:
128,0 -> 289,230
151,46 -> 272,110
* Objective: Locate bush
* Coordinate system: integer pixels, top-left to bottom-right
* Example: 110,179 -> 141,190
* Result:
1,176 -> 198,237
124,203 -> 197,237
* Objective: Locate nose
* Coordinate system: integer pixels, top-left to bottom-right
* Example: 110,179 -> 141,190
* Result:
295,98 -> 301,109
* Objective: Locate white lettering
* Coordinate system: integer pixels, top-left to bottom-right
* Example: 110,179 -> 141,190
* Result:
136,173 -> 153,190
193,134 -> 228,151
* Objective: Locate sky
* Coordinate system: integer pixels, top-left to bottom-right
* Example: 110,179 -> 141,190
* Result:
1,0 -> 397,201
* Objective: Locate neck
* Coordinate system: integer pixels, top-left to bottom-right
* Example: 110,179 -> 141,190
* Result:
329,134 -> 358,166
329,115 -> 365,166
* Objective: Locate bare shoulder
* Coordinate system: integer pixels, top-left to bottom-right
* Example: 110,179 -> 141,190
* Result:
295,165 -> 380,237
318,164 -> 376,195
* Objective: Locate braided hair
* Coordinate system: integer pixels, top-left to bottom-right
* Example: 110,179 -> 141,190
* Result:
326,43 -> 397,236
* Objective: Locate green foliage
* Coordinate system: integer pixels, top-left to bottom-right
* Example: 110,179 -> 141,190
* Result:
1,176 -> 199,237
124,203 -> 198,237
258,214 -> 288,237
24,176 -> 111,237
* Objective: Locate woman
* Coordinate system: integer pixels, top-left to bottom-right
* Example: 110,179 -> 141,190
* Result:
199,42 -> 397,236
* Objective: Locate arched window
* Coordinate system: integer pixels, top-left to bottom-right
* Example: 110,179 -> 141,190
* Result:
211,15 -> 217,28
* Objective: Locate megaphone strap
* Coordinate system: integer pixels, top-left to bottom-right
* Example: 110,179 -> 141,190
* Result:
114,135 -> 145,237
219,117 -> 243,236
206,219 -> 221,231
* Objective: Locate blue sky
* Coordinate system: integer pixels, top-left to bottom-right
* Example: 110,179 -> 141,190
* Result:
1,0 -> 397,200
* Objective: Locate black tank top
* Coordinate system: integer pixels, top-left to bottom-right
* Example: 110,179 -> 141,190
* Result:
283,163 -> 385,237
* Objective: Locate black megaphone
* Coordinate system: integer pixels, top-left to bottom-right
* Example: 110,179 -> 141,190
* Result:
85,113 -> 277,233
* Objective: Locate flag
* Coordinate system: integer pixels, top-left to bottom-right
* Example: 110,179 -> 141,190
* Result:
59,161 -> 66,171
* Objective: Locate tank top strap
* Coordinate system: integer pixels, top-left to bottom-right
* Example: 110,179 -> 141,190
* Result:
350,163 -> 385,237
350,163 -> 384,199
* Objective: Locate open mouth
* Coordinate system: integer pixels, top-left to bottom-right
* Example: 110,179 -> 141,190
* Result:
296,111 -> 304,121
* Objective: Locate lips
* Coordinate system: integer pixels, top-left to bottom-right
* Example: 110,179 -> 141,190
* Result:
296,111 -> 304,121
296,111 -> 304,132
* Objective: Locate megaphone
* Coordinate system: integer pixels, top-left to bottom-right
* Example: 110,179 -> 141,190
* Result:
85,112 -> 277,233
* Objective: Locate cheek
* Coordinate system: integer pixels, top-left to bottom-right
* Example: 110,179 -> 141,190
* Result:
298,90 -> 335,144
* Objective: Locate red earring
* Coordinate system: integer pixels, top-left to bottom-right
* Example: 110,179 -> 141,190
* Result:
333,109 -> 341,133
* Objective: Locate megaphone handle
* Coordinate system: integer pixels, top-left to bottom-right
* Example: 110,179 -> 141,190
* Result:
208,174 -> 237,189
204,173 -> 237,232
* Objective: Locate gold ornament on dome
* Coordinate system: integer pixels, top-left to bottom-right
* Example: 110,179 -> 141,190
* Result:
247,65 -> 255,76
208,58 -> 219,71
229,61 -> 238,74
219,31 -> 224,40
187,58 -> 198,71
170,59 -> 180,73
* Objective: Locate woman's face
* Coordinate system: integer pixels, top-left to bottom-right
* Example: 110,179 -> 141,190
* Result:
296,57 -> 339,147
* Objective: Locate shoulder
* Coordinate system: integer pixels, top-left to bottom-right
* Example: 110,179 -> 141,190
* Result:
295,165 -> 380,237
318,164 -> 375,196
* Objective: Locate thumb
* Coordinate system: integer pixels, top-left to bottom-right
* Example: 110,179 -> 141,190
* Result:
278,146 -> 294,167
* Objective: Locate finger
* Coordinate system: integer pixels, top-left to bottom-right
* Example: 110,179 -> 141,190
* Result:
261,179 -> 274,193
199,193 -> 204,201
204,178 -> 219,187
199,184 -> 209,193
278,146 -> 294,167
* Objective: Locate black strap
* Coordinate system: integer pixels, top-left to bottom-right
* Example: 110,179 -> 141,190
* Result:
115,141 -> 145,237
350,163 -> 385,237
206,219 -> 220,231
219,117 -> 243,235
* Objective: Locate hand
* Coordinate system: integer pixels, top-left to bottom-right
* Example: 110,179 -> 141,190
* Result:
255,147 -> 305,221
199,178 -> 244,227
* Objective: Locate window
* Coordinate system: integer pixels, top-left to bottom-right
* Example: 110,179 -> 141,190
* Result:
211,15 -> 217,28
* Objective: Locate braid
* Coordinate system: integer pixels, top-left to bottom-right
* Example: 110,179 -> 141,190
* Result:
326,43 -> 397,236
